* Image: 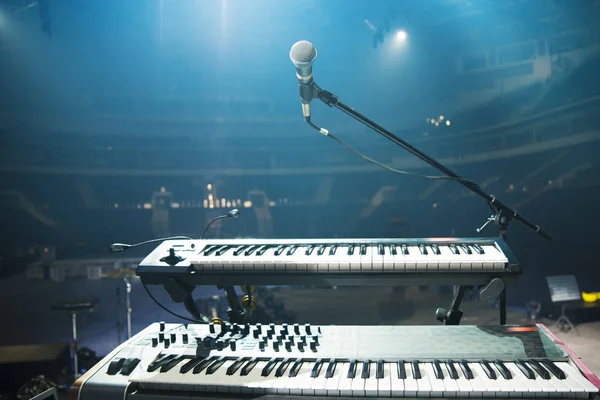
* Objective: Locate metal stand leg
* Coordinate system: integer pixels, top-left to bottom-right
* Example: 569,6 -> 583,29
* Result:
124,277 -> 132,339
555,303 -> 579,335
71,312 -> 79,379
500,288 -> 507,325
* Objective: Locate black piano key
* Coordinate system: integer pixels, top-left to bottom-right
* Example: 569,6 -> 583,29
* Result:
472,244 -> 485,254
430,244 -> 441,255
240,358 -> 259,376
232,246 -> 247,256
376,360 -> 384,379
401,244 -> 409,255
493,360 -> 512,379
541,359 -> 566,380
227,357 -> 249,376
244,245 -> 259,256
432,360 -> 444,379
480,360 -> 497,379
261,358 -> 280,377
449,244 -> 460,255
305,245 -> 314,256
378,244 -> 385,255
311,358 -> 324,378
411,361 -> 422,379
328,245 -> 337,255
275,358 -> 292,377
147,354 -> 175,372
390,244 -> 397,255
317,245 -> 326,255
203,246 -> 219,256
286,245 -> 298,255
274,245 -> 286,256
359,245 -> 367,255
459,244 -> 472,254
397,361 -> 406,379
325,359 -> 337,378
206,357 -> 226,375
418,244 -> 428,255
289,359 -> 303,377
459,360 -> 473,379
160,355 -> 185,372
347,245 -> 355,255
193,357 -> 216,374
256,245 -> 270,256
215,245 -> 234,256
361,360 -> 371,379
445,361 -> 458,379
347,360 -> 358,378
515,360 -> 536,379
180,356 -> 204,374
528,360 -> 551,380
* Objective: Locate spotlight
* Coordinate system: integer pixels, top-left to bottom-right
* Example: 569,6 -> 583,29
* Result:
395,30 -> 407,41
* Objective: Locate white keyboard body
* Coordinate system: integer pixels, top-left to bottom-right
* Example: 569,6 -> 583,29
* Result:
137,237 -> 521,287
70,322 -> 600,400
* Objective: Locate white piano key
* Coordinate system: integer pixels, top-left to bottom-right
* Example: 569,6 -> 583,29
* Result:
293,246 -> 310,272
390,363 -> 406,397
270,361 -> 294,395
558,363 -> 599,397
209,359 -> 238,393
453,362 -> 474,398
349,367 -> 366,396
439,363 -> 460,397
372,245 -> 384,273
377,362 -> 392,397
364,363 -> 379,396
338,363 -> 354,396
391,246 -> 407,272
245,360 -> 279,394
298,361 -> 316,395
403,362 -> 419,396
503,362 -> 535,397
471,362 -> 504,398
349,246 -> 362,273
360,245 -> 374,273
310,362 -> 329,396
424,363 -> 445,397
259,247 -> 279,272
324,361 -> 344,396
287,362 -> 314,395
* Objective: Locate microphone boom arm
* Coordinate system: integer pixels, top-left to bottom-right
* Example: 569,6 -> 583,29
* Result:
306,81 -> 552,242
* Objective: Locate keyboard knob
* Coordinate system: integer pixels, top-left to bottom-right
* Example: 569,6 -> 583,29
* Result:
182,334 -> 189,344
159,321 -> 165,332
305,323 -> 311,335
273,342 -> 280,352
259,341 -> 266,351
293,323 -> 300,335
310,341 -> 317,352
231,323 -> 239,333
216,341 -> 225,351
209,323 -> 215,334
230,341 -> 237,351
298,342 -> 304,351
253,329 -> 260,339
285,341 -> 292,352
158,332 -> 164,342
281,323 -> 289,333
151,337 -> 158,347
220,323 -> 228,333
170,333 -> 176,343
288,336 -> 295,345
312,336 -> 319,345
164,338 -> 170,348
242,324 -> 250,335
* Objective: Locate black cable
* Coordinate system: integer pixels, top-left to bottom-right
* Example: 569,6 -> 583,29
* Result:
110,236 -> 192,252
142,282 -> 208,324
322,129 -> 482,187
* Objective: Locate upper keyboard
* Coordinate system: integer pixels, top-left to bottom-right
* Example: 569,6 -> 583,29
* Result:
137,237 -> 521,287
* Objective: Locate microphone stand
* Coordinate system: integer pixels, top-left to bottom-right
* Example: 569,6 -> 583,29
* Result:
303,82 -> 553,325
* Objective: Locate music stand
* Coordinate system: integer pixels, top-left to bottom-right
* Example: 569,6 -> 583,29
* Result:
546,275 -> 581,335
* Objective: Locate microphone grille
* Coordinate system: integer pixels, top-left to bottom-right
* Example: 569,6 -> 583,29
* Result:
290,40 -> 317,66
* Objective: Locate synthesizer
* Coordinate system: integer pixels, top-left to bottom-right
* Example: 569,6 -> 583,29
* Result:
70,322 -> 600,400
136,237 -> 521,287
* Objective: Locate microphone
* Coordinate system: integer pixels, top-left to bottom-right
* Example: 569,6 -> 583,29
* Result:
290,40 -> 318,121
201,208 -> 240,239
